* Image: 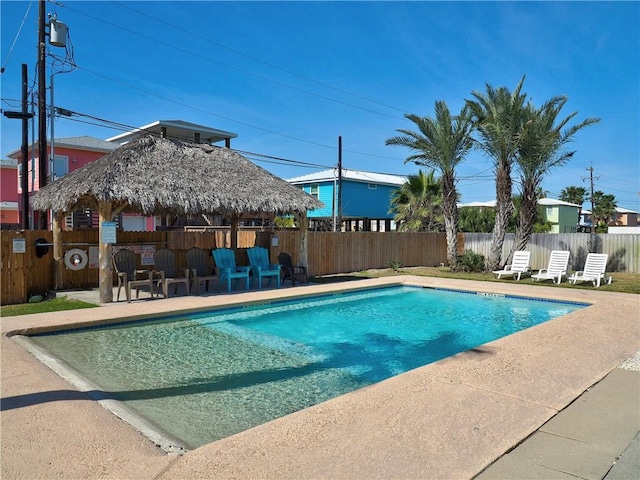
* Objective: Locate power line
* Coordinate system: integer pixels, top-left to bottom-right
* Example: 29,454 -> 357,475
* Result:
111,0 -> 408,115
73,64 -> 339,150
0,0 -> 33,75
59,1 -> 403,120
51,107 -> 336,170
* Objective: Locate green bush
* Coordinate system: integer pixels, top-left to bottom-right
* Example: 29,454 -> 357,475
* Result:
457,249 -> 485,272
388,260 -> 403,272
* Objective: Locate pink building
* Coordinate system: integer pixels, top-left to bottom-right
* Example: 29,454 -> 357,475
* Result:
0,159 -> 19,226
5,121 -> 237,230
7,136 -> 118,229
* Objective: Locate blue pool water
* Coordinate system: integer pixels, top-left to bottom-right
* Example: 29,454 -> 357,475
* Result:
29,286 -> 585,449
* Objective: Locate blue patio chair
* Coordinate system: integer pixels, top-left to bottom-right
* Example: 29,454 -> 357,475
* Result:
212,248 -> 250,292
247,246 -> 281,289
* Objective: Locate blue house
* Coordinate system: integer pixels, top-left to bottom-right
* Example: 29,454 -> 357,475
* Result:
287,169 -> 406,231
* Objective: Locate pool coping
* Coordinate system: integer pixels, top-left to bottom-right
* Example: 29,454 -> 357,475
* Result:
2,276 -> 639,479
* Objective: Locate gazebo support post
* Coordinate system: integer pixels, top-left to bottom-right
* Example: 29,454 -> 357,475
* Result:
230,215 -> 239,250
98,201 -> 114,303
52,211 -> 64,290
296,212 -> 309,268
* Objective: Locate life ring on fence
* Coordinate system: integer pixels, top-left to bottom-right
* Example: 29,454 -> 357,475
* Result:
64,248 -> 88,271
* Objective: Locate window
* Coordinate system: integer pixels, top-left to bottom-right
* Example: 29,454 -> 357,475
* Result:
310,184 -> 319,199
546,207 -> 554,217
51,155 -> 68,181
368,183 -> 377,190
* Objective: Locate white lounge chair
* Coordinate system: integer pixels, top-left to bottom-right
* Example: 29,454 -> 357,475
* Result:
492,251 -> 531,280
568,253 -> 612,287
531,250 -> 570,284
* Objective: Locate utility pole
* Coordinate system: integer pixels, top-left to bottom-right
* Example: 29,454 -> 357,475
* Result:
20,64 -> 31,229
582,161 -> 600,251
37,0 -> 47,229
3,65 -> 35,229
582,162 -> 600,234
337,136 -> 343,231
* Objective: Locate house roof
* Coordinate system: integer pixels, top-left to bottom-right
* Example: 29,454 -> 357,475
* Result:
615,206 -> 638,214
287,168 -> 407,187
106,120 -> 238,145
457,200 -> 497,208
537,198 -> 581,208
31,134 -> 323,216
7,136 -> 118,158
582,207 -> 639,215
1,159 -> 17,168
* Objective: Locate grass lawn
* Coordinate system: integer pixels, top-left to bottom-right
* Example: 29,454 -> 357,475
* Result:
1,296 -> 99,317
2,267 -> 638,317
353,266 -> 640,295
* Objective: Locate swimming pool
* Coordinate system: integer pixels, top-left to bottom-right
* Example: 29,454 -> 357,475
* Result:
26,286 -> 585,450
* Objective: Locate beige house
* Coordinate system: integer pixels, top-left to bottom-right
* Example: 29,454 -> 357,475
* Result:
581,206 -> 639,232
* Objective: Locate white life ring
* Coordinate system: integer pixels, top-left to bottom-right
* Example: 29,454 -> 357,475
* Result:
64,248 -> 88,270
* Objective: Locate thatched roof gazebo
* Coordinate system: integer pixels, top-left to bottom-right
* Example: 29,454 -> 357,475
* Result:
31,134 -> 323,302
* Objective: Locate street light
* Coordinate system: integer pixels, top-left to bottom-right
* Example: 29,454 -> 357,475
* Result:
3,64 -> 35,229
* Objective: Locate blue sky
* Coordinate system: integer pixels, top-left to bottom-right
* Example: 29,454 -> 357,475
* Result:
1,1 -> 639,210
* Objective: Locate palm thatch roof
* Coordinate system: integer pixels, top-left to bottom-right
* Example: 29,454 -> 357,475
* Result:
31,134 -> 323,216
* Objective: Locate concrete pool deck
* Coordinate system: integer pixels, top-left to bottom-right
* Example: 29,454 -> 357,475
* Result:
1,276 -> 638,479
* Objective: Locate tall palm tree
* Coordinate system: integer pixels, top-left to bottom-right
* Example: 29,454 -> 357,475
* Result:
389,169 -> 443,232
466,77 -> 527,271
386,100 -> 474,268
510,98 -> 600,256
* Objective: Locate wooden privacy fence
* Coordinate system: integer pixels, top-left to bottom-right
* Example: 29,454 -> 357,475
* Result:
461,233 -> 640,273
0,229 -> 271,305
4,230 -> 637,305
271,231 -> 447,277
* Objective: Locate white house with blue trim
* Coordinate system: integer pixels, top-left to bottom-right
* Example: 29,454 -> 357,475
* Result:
287,169 -> 407,231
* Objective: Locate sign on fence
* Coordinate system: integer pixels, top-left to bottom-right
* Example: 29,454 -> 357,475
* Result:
12,238 -> 26,254
101,222 -> 117,243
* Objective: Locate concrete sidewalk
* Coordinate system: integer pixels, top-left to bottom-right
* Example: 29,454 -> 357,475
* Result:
476,363 -> 640,480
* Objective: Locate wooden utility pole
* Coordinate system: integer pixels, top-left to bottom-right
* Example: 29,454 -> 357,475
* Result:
584,162 -> 600,232
583,162 -> 600,251
337,136 -> 343,230
20,64 -> 31,229
37,0 -> 48,229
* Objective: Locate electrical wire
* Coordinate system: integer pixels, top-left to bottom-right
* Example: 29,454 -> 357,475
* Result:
0,1 -> 34,75
58,1 -> 403,120
111,0 -> 408,115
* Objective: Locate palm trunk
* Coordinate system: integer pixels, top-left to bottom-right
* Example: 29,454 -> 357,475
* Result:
442,175 -> 459,268
486,166 -> 513,271
509,182 -> 537,262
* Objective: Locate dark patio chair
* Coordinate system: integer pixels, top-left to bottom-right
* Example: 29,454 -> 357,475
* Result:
186,247 -> 219,294
278,252 -> 308,287
112,248 -> 155,302
153,249 -> 190,297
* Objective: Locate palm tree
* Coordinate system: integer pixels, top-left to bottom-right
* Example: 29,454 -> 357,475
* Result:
591,191 -> 617,231
386,100 -> 474,268
560,185 -> 588,227
389,169 -> 443,232
510,98 -> 600,256
466,77 -> 528,271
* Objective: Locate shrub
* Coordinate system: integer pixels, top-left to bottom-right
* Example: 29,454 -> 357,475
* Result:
388,260 -> 403,272
457,249 -> 485,272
